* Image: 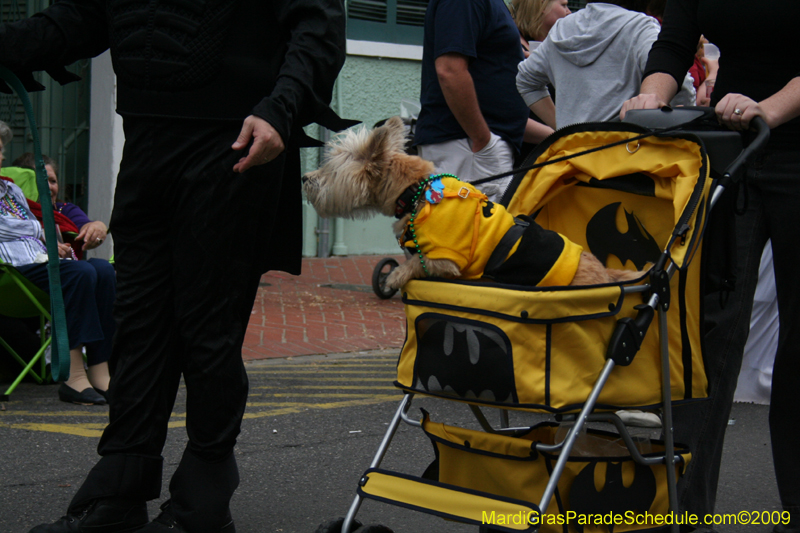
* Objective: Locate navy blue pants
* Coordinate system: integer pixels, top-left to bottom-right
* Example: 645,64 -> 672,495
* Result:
17,257 -> 116,366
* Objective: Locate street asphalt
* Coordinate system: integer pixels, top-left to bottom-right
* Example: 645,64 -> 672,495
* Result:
0,350 -> 783,533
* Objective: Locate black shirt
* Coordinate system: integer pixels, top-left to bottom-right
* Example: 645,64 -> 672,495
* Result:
644,0 -> 800,147
0,0 -> 346,145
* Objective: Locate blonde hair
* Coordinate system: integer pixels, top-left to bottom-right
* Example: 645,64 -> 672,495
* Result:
510,0 -> 557,42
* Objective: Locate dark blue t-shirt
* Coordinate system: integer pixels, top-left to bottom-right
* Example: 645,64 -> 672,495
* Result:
413,0 -> 528,151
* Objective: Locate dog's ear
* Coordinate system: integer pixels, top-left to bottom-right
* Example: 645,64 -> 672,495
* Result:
382,116 -> 409,153
361,116 -> 408,171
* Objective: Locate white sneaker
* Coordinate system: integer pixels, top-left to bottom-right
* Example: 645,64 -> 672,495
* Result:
616,409 -> 662,428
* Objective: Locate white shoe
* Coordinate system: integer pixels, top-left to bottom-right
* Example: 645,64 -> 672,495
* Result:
616,409 -> 662,428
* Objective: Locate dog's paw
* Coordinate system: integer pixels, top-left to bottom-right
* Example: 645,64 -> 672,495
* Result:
386,268 -> 409,289
386,258 -> 427,288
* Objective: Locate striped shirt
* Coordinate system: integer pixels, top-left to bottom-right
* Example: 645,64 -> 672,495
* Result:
0,179 -> 46,267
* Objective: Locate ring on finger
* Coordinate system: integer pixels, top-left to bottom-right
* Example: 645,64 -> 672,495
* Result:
734,108 -> 743,116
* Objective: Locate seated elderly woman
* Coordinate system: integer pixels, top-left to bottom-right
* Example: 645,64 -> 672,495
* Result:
0,124 -> 114,406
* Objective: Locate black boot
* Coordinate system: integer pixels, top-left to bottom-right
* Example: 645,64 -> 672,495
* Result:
28,498 -> 148,533
138,500 -> 235,533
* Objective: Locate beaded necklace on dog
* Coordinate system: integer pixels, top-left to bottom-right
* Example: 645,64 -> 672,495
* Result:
406,173 -> 459,276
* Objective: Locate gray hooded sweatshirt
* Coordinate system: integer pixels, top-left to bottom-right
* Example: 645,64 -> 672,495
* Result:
516,3 -> 695,128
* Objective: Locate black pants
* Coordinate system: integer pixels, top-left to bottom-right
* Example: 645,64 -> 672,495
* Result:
69,117 -> 284,533
675,147 -> 800,520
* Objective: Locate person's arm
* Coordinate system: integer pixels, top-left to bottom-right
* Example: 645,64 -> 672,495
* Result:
697,57 -> 719,107
234,0 -> 346,173
0,0 -> 109,91
529,97 -> 556,130
517,49 -> 554,126
620,73 -> 680,118
716,76 -> 800,131
57,202 -> 104,250
434,52 -> 492,153
524,117 -> 554,144
620,0 -> 699,118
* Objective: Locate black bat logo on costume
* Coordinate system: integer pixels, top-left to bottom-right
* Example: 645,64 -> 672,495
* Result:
414,319 -> 516,403
569,461 -> 657,533
586,202 -> 661,271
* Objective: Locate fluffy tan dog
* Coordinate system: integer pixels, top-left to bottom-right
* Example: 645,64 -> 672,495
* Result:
302,117 -> 645,289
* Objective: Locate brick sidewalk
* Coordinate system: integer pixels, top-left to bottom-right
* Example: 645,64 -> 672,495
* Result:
243,255 -> 407,361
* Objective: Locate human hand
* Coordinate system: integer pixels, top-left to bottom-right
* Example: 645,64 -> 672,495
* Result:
715,93 -> 765,131
57,242 -> 73,259
520,35 -> 531,59
619,93 -> 667,120
697,81 -> 713,107
76,220 -> 108,251
470,132 -> 492,153
231,115 -> 285,173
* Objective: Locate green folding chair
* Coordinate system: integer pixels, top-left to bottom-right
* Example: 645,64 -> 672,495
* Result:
0,66 -> 70,401
0,261 -> 53,400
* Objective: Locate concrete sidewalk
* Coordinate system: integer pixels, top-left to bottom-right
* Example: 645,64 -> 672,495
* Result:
243,254 -> 407,361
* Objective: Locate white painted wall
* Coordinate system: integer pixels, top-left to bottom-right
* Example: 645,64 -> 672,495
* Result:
86,51 -> 124,261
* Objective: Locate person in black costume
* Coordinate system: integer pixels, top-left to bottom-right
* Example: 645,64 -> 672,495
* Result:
621,1 -> 800,532
0,2 -> 347,532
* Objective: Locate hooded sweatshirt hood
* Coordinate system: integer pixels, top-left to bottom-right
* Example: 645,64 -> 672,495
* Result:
549,3 -> 657,67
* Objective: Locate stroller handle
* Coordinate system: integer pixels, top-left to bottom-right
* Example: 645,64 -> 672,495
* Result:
721,116 -> 770,186
623,107 -> 770,186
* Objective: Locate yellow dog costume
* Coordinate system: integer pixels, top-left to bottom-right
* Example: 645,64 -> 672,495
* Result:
400,176 -> 583,286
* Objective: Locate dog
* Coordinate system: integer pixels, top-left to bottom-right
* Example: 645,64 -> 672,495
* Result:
302,116 -> 647,289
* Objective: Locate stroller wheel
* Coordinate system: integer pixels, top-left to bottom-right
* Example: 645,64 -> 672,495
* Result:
353,526 -> 394,533
314,517 -> 363,533
371,257 -> 400,299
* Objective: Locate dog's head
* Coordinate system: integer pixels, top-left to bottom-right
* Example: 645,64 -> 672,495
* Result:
302,116 -> 434,219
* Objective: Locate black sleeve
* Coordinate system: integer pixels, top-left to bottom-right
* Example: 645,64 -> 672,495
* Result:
0,0 -> 109,91
250,0 -> 347,144
643,0 -> 702,89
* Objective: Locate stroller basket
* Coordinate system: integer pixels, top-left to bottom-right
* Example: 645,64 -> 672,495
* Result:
423,414 -> 691,533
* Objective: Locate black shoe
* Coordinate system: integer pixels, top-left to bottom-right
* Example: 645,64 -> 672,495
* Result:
139,501 -> 235,533
775,524 -> 800,533
93,388 -> 109,402
58,383 -> 107,406
28,498 -> 148,532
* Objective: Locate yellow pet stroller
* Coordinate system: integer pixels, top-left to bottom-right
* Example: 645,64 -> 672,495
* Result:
317,109 -> 769,533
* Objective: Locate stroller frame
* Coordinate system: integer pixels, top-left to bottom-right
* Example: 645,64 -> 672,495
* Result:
328,110 -> 770,533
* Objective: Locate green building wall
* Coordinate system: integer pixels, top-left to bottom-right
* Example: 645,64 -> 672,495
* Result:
302,53 -> 422,257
